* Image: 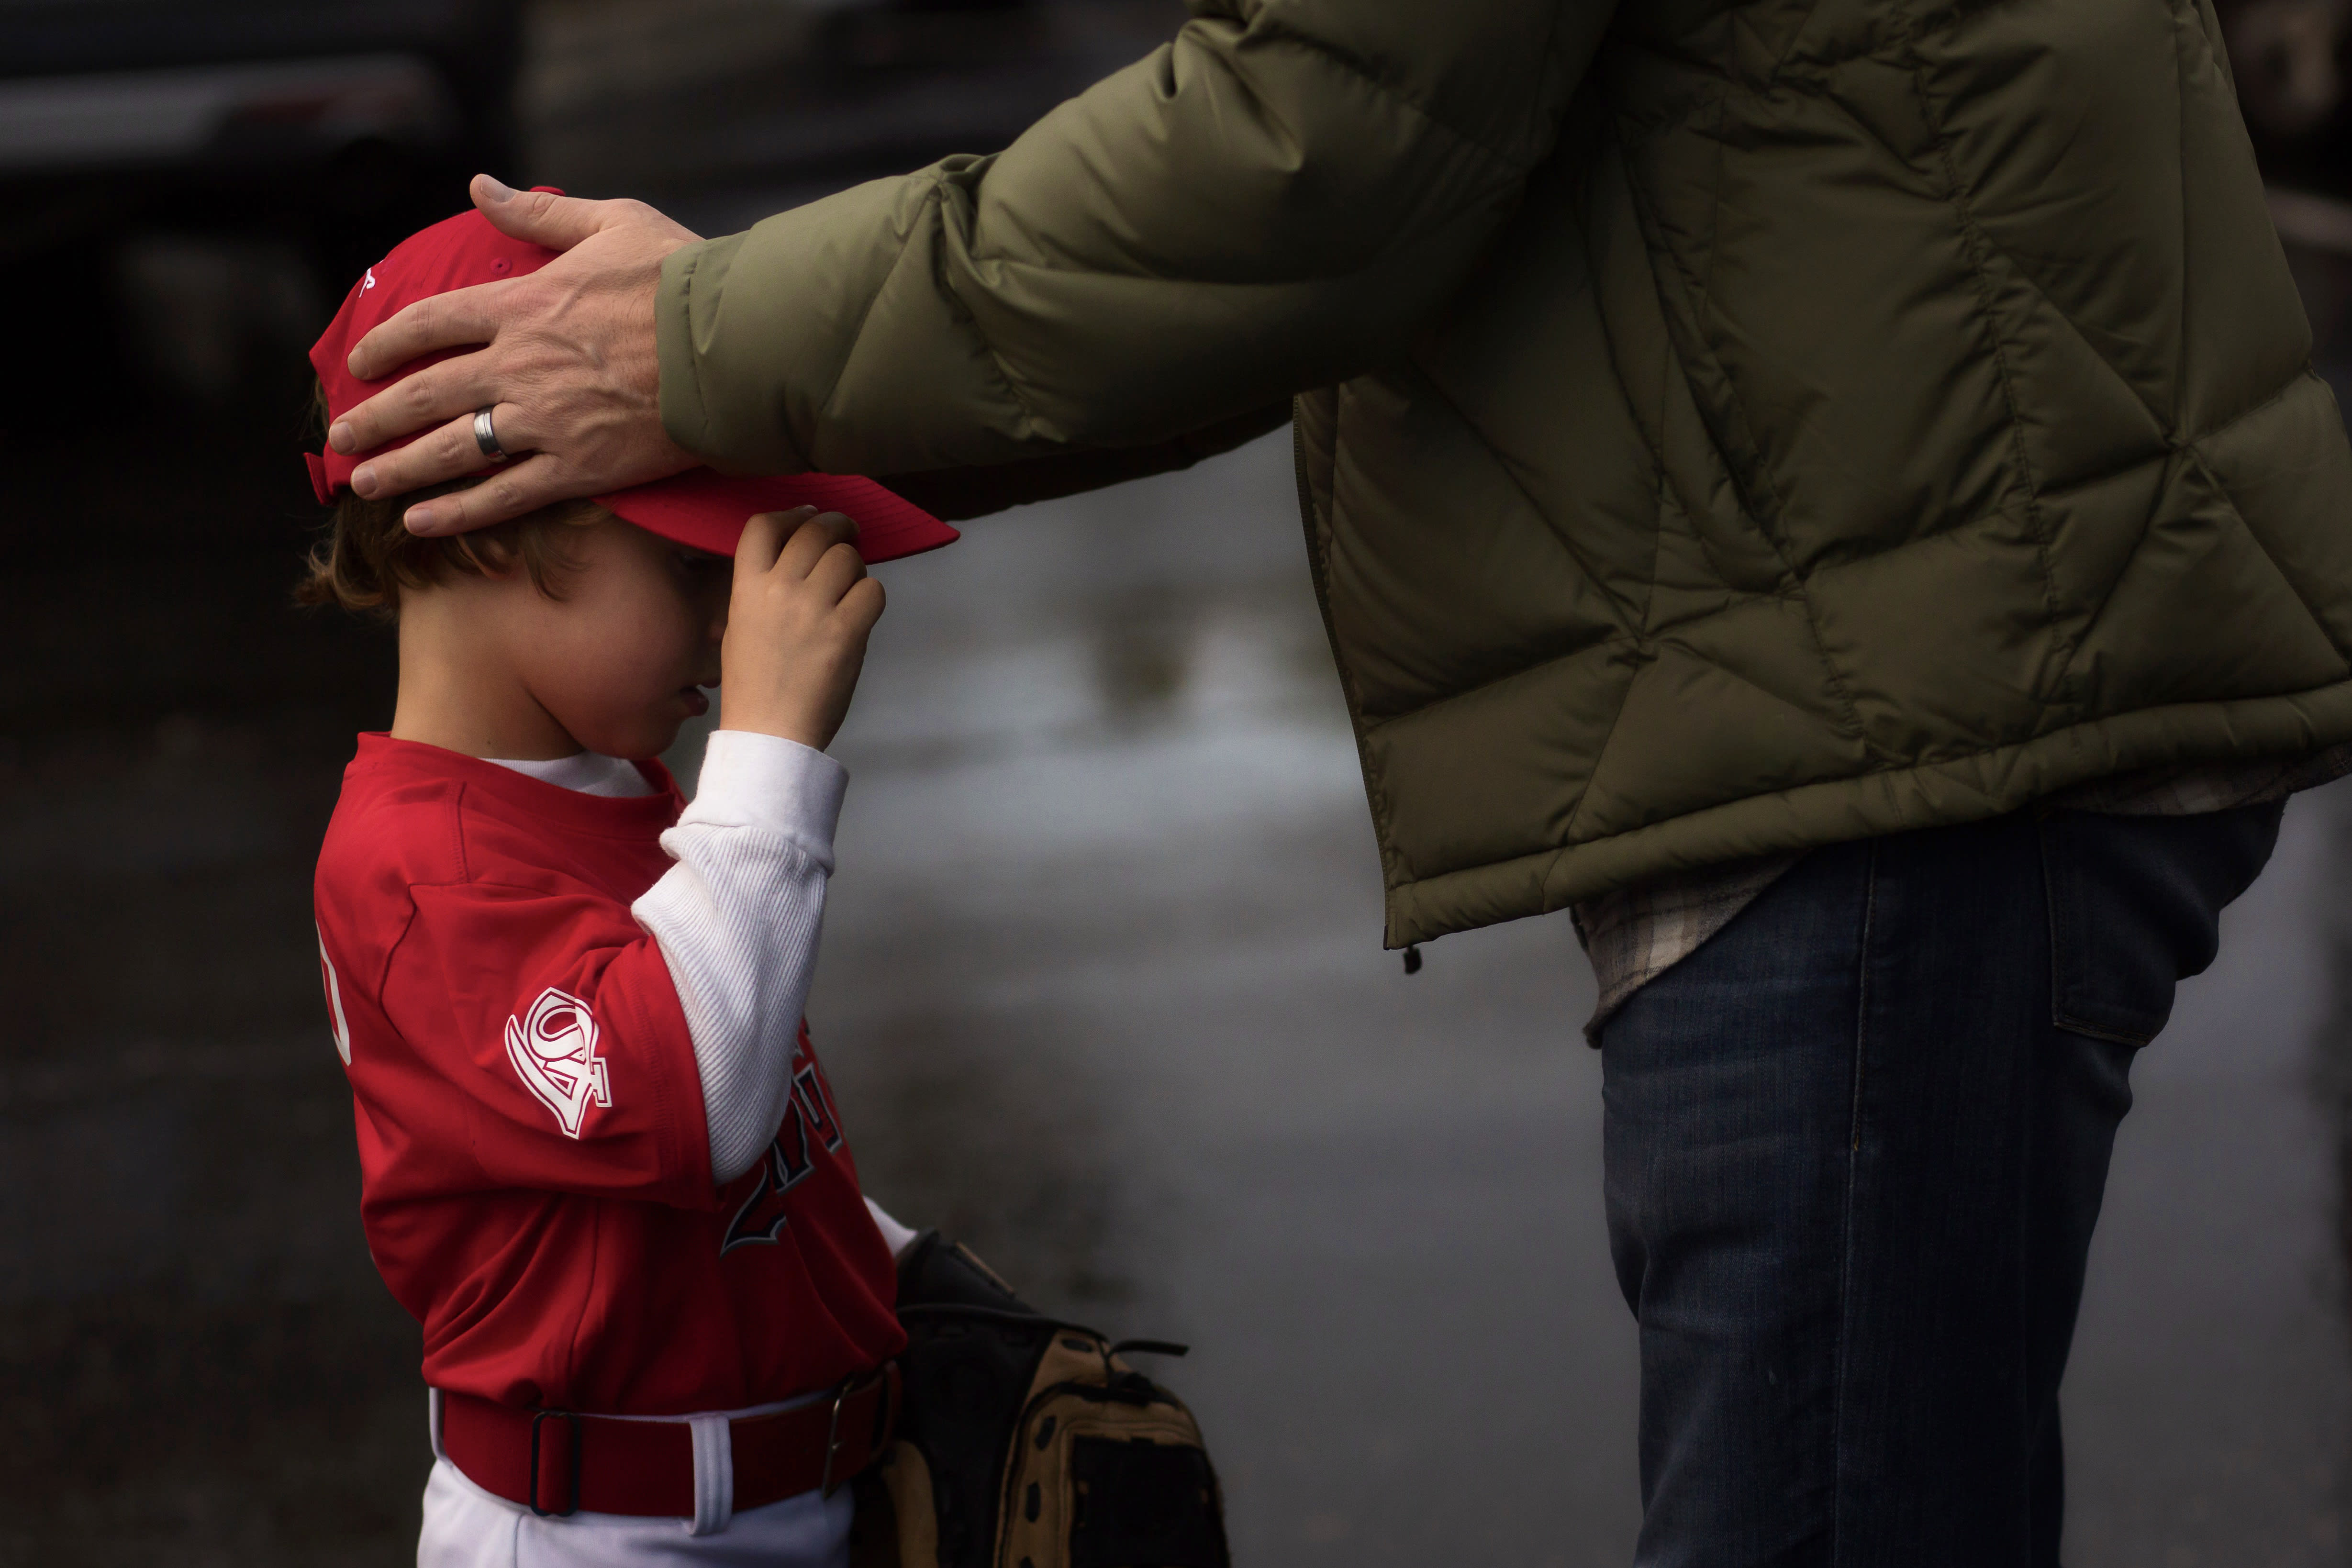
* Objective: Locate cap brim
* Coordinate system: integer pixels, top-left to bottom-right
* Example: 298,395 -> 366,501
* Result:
593,470 -> 959,564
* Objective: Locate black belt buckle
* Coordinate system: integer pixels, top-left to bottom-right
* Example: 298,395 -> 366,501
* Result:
528,1408 -> 584,1517
820,1378 -> 853,1499
820,1366 -> 894,1499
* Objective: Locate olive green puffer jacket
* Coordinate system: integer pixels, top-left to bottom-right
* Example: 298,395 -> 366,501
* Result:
656,0 -> 2352,946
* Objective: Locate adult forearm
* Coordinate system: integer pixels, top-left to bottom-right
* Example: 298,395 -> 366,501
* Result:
658,0 -> 1602,477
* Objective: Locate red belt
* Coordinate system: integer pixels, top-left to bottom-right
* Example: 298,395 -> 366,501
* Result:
439,1365 -> 899,1518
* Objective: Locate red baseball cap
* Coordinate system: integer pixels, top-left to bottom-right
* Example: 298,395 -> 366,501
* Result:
305,197 -> 959,565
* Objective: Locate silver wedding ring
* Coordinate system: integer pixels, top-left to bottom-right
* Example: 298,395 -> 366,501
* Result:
473,405 -> 509,463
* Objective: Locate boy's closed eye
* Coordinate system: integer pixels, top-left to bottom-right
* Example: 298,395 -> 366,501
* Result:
673,545 -> 734,650
671,544 -> 731,583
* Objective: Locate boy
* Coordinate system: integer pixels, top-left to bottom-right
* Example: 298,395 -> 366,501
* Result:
306,206 -> 959,1567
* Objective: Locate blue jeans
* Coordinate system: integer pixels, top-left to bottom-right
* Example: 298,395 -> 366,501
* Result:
1598,804 -> 2283,1566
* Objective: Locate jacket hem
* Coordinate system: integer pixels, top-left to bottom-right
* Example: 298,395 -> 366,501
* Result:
1380,678 -> 2352,945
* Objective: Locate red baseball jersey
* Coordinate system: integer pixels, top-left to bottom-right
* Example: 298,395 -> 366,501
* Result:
312,734 -> 903,1414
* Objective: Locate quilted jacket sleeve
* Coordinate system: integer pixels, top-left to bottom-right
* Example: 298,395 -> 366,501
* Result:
655,0 -> 1611,478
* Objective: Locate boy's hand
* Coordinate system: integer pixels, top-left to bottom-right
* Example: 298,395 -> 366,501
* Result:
721,509 -> 884,751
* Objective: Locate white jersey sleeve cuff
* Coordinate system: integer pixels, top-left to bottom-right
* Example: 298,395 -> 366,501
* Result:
864,1197 -> 920,1260
682,729 -> 847,866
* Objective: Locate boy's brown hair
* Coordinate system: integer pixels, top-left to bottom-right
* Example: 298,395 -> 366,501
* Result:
296,478 -> 608,619
296,373 -> 618,618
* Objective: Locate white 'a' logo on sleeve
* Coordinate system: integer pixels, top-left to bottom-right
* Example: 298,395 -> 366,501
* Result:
316,924 -> 352,1067
504,988 -> 612,1138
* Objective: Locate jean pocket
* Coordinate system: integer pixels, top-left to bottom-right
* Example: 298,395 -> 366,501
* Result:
2038,803 -> 2283,1045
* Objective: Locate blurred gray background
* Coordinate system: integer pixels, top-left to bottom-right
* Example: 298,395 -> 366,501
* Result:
4,0 -> 2352,1562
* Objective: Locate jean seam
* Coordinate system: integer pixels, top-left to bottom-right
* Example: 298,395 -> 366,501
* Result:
2040,814 -> 2068,1042
2040,816 -> 2163,1045
2049,1012 -> 2156,1047
1831,841 -> 1877,1568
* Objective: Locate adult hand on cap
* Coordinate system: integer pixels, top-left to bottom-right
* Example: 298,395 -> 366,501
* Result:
330,176 -> 703,537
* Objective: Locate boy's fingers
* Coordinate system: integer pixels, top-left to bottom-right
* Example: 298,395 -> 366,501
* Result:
736,509 -> 810,575
735,512 -> 777,573
344,281 -> 512,387
841,575 -> 886,634
802,540 -> 871,606
773,512 -> 860,578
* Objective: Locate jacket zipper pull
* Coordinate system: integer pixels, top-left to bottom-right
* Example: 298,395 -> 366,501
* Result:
1403,944 -> 1423,976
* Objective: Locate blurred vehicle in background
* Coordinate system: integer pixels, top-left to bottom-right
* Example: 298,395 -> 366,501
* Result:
0,0 -> 521,413
0,0 -> 1178,418
0,0 -> 520,277
523,0 -> 1169,230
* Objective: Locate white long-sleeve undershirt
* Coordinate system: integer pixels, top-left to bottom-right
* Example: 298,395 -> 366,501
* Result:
635,731 -> 844,1184
485,737 -> 858,1189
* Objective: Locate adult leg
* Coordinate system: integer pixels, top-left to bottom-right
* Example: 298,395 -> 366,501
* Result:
2012,804 -> 2286,1559
1600,837 -> 1880,1566
1598,805 -> 2280,1567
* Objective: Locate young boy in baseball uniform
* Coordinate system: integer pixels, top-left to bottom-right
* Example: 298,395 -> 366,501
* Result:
304,206 -> 959,1567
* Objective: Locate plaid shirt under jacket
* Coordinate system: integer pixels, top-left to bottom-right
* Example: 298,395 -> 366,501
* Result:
1572,745 -> 2352,1041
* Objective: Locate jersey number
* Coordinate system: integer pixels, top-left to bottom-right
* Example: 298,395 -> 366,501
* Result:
721,1067 -> 847,1255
